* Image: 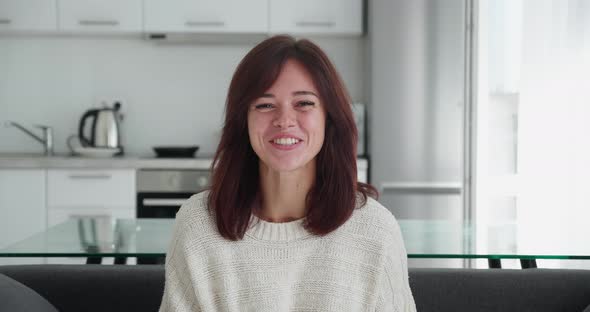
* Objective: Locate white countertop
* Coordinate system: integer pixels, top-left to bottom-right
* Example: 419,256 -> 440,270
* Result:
0,154 -> 368,170
0,154 -> 214,170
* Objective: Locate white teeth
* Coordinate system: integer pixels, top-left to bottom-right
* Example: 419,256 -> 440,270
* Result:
273,138 -> 299,145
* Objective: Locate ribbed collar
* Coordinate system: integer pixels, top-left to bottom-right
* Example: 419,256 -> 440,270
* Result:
246,214 -> 311,242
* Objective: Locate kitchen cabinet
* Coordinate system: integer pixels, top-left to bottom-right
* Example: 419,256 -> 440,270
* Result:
1,0 -> 364,36
58,0 -> 142,33
269,0 -> 363,35
0,169 -> 46,265
144,0 -> 268,34
45,168 -> 135,264
0,0 -> 58,32
47,169 -> 136,226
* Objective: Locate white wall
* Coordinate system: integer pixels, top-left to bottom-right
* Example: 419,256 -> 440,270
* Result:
0,35 -> 366,156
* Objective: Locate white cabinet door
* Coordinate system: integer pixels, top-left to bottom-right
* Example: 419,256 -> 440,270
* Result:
47,169 -> 135,208
0,0 -> 57,32
269,0 -> 362,35
0,170 -> 46,249
144,0 -> 268,33
58,0 -> 142,33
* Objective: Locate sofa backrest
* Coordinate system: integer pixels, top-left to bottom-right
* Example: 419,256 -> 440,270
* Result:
1,265 -> 590,312
0,265 -> 164,312
410,268 -> 590,312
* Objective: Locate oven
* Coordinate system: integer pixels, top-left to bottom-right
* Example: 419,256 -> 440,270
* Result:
136,169 -> 210,219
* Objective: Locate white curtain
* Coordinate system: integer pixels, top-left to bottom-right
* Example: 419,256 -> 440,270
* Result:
517,0 -> 590,265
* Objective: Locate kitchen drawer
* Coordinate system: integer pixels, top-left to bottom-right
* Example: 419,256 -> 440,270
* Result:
58,0 -> 142,33
0,0 -> 58,32
48,169 -> 135,208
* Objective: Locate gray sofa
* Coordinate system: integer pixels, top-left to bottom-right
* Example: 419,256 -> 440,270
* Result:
1,265 -> 590,312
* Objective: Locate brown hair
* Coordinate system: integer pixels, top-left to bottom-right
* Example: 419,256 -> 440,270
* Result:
208,35 -> 377,240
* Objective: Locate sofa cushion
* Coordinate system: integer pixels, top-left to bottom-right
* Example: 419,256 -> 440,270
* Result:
0,273 -> 58,312
410,269 -> 590,312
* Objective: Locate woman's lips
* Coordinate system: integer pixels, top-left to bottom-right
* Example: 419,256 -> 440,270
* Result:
269,140 -> 302,151
268,136 -> 303,151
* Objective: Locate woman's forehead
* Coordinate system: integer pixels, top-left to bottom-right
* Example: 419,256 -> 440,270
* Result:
262,60 -> 319,96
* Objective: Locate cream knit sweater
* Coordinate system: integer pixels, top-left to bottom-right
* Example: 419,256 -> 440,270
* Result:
159,191 -> 416,312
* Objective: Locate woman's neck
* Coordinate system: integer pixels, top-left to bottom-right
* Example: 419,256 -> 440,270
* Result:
256,160 -> 315,223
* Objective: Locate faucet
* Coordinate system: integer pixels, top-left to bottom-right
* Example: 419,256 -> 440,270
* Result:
5,121 -> 54,156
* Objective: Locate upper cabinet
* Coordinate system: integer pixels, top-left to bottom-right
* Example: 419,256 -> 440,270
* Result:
269,0 -> 363,35
58,0 -> 142,33
0,0 -> 363,36
0,0 -> 58,32
144,0 -> 268,34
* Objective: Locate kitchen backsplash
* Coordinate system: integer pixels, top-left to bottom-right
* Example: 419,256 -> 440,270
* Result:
0,36 -> 366,156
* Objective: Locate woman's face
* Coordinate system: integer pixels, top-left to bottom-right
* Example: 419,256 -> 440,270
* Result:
248,59 -> 327,173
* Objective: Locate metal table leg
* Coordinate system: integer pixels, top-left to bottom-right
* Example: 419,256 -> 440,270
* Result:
488,258 -> 502,268
86,257 -> 102,264
520,259 -> 537,269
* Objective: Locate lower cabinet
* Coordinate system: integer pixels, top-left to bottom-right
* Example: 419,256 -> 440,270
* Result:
0,168 -> 136,264
0,169 -> 46,265
45,169 -> 136,264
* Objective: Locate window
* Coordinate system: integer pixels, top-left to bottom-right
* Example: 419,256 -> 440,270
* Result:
475,0 -> 590,269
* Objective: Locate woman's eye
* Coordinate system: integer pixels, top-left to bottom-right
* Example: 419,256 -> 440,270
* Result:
297,101 -> 315,107
255,103 -> 274,110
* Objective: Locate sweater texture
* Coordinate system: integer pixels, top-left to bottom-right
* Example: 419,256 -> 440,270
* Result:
159,191 -> 416,312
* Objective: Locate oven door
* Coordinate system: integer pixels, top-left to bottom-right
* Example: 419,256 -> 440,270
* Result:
136,192 -> 193,218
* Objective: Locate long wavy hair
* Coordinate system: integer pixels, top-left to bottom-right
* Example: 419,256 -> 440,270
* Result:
208,35 -> 377,240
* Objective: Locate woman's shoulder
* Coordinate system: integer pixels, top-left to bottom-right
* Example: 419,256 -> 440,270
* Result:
174,190 -> 215,232
346,195 -> 403,240
353,195 -> 399,225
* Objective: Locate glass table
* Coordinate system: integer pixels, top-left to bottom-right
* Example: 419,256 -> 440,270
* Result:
1,217 -> 589,268
0,218 -> 174,265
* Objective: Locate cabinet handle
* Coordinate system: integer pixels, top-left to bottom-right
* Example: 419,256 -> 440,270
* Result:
295,21 -> 335,27
143,199 -> 187,207
185,21 -> 225,27
381,182 -> 463,194
68,174 -> 112,180
78,20 -> 120,26
0,19 -> 12,25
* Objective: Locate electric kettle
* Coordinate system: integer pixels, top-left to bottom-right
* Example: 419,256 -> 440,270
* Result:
78,102 -> 123,152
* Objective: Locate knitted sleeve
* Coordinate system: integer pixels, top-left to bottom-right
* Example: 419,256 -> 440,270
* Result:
375,218 -> 417,312
158,211 -> 201,312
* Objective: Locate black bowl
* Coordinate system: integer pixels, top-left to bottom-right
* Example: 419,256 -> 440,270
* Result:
153,146 -> 199,158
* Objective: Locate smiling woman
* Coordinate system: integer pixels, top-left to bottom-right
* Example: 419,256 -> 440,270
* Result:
159,35 -> 416,312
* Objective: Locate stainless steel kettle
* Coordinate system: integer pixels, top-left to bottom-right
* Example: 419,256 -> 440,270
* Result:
78,102 -> 123,150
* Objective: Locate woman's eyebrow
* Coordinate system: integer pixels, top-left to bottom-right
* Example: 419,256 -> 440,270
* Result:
260,91 -> 319,98
293,90 -> 318,97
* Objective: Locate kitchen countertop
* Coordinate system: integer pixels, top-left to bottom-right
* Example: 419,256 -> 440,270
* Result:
0,154 -> 214,170
0,154 -> 368,170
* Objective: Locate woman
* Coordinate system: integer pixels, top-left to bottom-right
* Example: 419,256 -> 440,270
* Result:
159,35 -> 416,312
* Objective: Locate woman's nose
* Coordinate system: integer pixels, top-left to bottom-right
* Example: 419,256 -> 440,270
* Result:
272,107 -> 296,128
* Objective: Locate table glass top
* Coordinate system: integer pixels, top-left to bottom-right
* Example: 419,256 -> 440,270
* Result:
1,217 -> 589,260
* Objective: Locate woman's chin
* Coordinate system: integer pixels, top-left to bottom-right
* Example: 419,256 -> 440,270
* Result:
263,158 -> 314,174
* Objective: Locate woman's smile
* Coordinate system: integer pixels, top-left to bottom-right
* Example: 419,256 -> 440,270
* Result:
269,134 -> 303,150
